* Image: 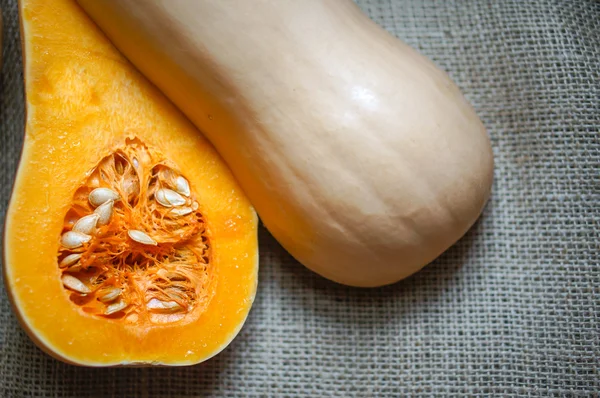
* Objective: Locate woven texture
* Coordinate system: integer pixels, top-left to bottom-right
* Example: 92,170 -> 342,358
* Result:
1,0 -> 599,396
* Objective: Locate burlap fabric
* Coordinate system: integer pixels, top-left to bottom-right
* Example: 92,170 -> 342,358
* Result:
1,0 -> 599,396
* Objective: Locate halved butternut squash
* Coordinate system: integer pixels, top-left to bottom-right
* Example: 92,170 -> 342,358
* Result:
3,0 -> 258,366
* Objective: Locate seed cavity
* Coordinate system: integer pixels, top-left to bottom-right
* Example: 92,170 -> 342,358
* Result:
155,188 -> 186,207
128,229 -> 158,246
62,274 -> 91,294
89,187 -> 119,207
61,231 -> 92,249
175,176 -> 190,197
94,200 -> 114,226
72,214 -> 99,235
59,253 -> 81,268
57,140 -> 212,326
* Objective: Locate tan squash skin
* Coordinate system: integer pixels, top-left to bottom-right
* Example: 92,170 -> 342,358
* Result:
78,0 -> 494,287
4,0 -> 258,366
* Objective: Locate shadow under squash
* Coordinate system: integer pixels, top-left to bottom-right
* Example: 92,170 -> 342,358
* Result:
258,214 -> 484,330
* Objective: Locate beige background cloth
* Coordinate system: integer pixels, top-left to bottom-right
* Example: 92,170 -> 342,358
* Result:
1,0 -> 599,396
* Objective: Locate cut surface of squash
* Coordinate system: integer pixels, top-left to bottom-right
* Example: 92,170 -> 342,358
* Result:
3,0 -> 258,366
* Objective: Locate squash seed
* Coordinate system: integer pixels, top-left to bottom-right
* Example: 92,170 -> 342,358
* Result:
61,274 -> 91,293
191,201 -> 199,211
147,298 -> 183,313
94,199 -> 114,226
89,187 -> 120,207
68,264 -> 82,273
61,231 -> 92,249
59,253 -> 81,268
170,207 -> 193,217
115,159 -> 124,175
157,268 -> 187,281
155,188 -> 186,207
105,300 -> 128,315
128,229 -> 157,246
97,287 -> 122,303
72,214 -> 99,235
166,272 -> 188,281
166,289 -> 189,301
175,176 -> 190,197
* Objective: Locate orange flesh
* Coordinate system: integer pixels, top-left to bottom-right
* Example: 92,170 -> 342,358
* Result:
4,0 -> 258,366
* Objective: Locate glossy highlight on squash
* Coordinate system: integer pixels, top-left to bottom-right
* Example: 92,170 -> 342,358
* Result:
3,0 -> 258,366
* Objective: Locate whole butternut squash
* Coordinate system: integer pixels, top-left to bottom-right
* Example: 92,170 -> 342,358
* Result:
78,0 -> 494,287
4,0 -> 258,366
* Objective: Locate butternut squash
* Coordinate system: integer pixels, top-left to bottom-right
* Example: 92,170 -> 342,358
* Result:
3,0 -> 258,366
78,0 -> 494,287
